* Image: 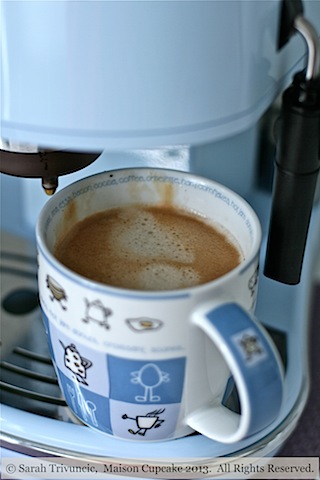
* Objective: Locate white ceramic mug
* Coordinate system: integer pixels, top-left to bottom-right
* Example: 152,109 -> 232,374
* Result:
36,168 -> 283,443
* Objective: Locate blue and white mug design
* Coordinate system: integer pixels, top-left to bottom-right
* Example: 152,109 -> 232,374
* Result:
37,168 -> 284,442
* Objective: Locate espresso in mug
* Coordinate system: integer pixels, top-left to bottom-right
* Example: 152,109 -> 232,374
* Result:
54,204 -> 243,291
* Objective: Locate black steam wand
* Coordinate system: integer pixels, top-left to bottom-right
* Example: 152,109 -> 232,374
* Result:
264,14 -> 320,285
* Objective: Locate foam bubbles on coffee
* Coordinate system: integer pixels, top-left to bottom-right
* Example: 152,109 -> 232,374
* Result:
138,264 -> 200,290
112,209 -> 194,263
55,205 -> 242,291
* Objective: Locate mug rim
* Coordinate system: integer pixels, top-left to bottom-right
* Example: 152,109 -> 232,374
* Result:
36,167 -> 262,299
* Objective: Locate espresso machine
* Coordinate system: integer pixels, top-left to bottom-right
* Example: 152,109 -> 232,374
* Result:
1,1 -> 320,477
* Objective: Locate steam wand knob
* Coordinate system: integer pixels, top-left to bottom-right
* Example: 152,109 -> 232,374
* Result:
264,17 -> 320,284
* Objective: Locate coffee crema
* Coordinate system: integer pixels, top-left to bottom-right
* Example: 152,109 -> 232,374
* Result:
54,205 -> 243,291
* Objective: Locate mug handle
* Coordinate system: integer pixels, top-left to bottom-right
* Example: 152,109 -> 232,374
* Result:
187,301 -> 284,443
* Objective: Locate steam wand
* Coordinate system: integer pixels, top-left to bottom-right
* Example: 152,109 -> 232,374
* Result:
264,15 -> 320,284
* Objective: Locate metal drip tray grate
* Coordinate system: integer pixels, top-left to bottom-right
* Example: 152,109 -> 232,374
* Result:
1,346 -> 66,415
0,231 -> 74,423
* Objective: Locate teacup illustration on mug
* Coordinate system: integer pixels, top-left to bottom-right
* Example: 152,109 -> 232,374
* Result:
122,409 -> 166,437
37,168 -> 284,442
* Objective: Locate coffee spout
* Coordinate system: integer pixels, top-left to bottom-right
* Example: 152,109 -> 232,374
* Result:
42,177 -> 58,195
0,146 -> 101,194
